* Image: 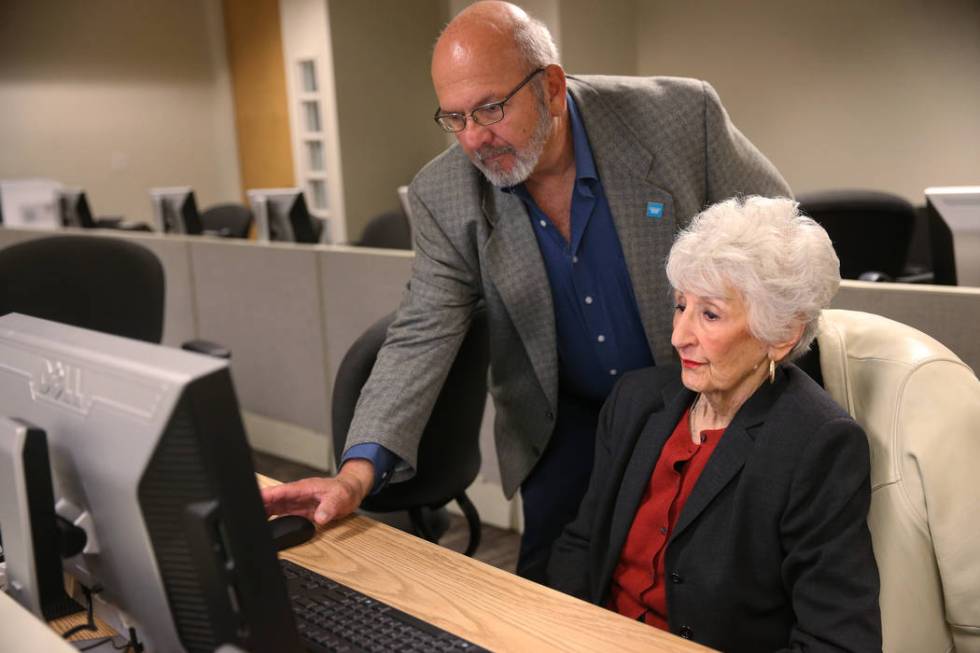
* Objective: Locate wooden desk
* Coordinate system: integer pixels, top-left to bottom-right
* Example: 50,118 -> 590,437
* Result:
260,475 -> 710,653
0,591 -> 77,652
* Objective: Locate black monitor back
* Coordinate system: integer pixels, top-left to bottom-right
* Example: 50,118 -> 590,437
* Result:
58,189 -> 96,229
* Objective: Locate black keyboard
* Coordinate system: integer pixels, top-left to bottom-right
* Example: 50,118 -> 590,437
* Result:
280,558 -> 489,653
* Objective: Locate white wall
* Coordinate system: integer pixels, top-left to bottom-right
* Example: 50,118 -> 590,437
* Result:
0,0 -> 241,225
634,0 -> 980,203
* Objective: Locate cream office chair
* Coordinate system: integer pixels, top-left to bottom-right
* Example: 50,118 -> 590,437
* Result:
816,309 -> 980,652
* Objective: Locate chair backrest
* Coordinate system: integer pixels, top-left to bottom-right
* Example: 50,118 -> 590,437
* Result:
816,309 -> 980,652
796,190 -> 915,280
357,210 -> 411,250
331,309 -> 489,511
0,235 -> 165,343
199,203 -> 253,239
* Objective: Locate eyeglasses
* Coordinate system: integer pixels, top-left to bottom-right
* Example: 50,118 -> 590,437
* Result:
433,68 -> 545,134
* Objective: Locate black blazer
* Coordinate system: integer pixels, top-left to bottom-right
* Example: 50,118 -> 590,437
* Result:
547,365 -> 881,652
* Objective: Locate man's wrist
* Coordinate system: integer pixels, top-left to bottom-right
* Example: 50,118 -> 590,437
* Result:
338,458 -> 375,502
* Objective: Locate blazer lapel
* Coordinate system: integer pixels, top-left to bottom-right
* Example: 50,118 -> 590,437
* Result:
482,185 -> 558,409
670,371 -> 788,541
568,79 -> 678,365
596,381 -> 694,592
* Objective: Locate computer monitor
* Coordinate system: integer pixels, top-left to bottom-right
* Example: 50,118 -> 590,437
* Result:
57,187 -> 96,229
925,186 -> 980,286
0,179 -> 63,230
247,188 -> 325,244
0,313 -> 303,653
0,417 -> 84,621
149,186 -> 203,235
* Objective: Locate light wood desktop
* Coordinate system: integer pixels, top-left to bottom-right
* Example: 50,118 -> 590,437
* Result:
260,475 -> 711,653
8,475 -> 710,652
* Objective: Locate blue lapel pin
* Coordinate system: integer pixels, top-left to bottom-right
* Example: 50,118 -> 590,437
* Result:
646,202 -> 664,219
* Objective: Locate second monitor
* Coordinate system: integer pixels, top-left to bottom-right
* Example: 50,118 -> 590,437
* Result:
247,188 -> 325,244
149,186 -> 203,235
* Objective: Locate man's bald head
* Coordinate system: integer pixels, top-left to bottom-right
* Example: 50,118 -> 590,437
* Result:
430,2 -> 567,188
432,1 -> 559,83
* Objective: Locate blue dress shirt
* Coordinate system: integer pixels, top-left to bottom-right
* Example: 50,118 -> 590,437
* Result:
343,94 -> 653,491
507,94 -> 654,403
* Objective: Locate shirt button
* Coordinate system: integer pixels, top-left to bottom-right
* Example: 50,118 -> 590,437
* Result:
671,571 -> 683,584
584,296 -> 593,305
573,256 -> 579,263
679,626 -> 694,639
545,410 -> 555,421
658,526 -> 667,535
539,219 -> 547,228
597,335 -> 605,343
609,369 -> 618,376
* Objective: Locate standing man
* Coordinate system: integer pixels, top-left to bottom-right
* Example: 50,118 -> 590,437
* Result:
262,1 -> 791,580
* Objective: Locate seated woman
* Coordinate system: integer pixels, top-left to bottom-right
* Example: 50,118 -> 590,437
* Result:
547,196 -> 881,652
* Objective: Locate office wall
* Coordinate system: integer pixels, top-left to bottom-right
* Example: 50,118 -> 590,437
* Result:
0,0 -> 241,226
327,0 -> 450,242
634,0 -> 980,203
559,0 -> 637,76
222,0 -> 295,195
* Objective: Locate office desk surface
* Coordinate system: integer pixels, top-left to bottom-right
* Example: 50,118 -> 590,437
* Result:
0,591 -> 77,652
260,476 -> 710,653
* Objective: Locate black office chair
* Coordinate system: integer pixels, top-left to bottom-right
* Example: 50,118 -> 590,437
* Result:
0,235 -> 164,343
356,210 -> 411,250
332,309 -> 489,556
200,203 -> 253,239
796,190 -> 930,283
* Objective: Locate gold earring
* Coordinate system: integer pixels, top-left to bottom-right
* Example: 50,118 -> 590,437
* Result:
768,358 -> 776,384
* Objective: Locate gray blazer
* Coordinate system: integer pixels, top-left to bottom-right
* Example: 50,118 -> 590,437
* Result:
346,75 -> 792,497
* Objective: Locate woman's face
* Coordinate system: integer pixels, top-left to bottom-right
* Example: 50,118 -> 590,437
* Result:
671,288 -> 770,405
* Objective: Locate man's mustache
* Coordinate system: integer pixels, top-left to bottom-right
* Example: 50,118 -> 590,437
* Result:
476,145 -> 515,162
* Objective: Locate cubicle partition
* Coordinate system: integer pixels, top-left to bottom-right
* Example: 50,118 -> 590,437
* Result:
0,227 -> 414,479
2,227 -> 977,530
833,280 -> 980,374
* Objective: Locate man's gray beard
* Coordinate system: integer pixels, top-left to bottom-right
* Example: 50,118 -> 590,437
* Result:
471,97 -> 552,188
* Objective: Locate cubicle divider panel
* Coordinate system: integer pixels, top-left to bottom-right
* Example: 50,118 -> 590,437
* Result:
833,280 -> 980,374
189,239 -> 331,443
317,246 -> 414,388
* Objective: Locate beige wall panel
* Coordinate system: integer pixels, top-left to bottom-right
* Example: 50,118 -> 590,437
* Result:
560,0 -> 637,75
328,0 -> 450,242
0,1 -> 241,225
634,0 -> 980,204
222,0 -> 295,194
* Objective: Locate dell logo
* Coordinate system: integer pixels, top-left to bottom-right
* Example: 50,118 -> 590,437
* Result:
36,359 -> 91,411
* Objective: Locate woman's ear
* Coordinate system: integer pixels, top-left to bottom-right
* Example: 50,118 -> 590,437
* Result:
770,320 -> 805,363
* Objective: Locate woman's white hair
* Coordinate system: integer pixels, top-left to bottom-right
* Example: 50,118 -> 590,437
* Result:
666,196 -> 840,362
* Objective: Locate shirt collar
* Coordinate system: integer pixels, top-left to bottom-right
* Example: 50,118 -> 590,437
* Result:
503,92 -> 598,197
567,93 -> 598,183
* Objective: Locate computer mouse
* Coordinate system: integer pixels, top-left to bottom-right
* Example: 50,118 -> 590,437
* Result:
268,515 -> 316,552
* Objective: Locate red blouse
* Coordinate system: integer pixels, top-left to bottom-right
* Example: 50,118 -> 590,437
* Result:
607,405 -> 726,630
